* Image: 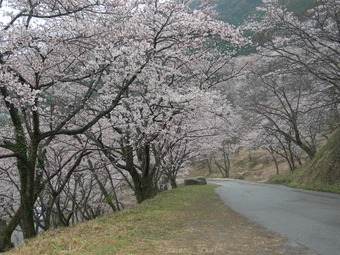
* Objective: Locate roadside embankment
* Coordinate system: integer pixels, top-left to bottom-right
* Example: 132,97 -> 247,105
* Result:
6,185 -> 313,255
268,128 -> 340,193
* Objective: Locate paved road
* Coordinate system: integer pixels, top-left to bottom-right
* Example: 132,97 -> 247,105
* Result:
210,179 -> 340,255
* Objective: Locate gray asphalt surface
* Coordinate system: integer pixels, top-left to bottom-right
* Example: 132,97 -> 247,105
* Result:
210,179 -> 340,255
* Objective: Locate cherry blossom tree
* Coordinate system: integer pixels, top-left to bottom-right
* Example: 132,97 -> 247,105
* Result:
0,0 -> 246,249
236,55 -> 338,161
78,0 -> 247,203
247,0 -> 340,94
223,0 -> 340,173
0,2 -> 139,244
88,86 -> 233,202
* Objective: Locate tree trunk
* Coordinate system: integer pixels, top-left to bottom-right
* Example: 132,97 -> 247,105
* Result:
19,144 -> 41,239
131,143 -> 160,203
17,145 -> 37,239
292,122 -> 316,159
286,140 -> 296,171
0,208 -> 22,252
214,150 -> 230,178
20,196 -> 36,239
170,177 -> 178,189
267,147 -> 279,175
43,202 -> 53,231
2,87 -> 39,240
133,174 -> 158,203
206,158 -> 213,174
89,167 -> 117,212
223,152 -> 230,178
297,140 -> 316,159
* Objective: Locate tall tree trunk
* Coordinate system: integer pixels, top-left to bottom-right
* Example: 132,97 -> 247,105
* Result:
19,143 -> 40,239
2,87 -> 39,240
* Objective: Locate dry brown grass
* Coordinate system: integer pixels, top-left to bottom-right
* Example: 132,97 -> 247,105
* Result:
6,185 -> 312,255
189,150 -> 292,182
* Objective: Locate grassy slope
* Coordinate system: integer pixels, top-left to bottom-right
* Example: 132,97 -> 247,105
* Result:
6,185 -> 311,255
268,128 -> 340,193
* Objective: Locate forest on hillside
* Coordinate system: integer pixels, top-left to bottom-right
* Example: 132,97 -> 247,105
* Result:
215,0 -> 315,25
215,0 -> 262,25
0,0 -> 339,251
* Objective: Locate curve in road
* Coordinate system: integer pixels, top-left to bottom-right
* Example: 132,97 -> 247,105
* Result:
211,179 -> 340,255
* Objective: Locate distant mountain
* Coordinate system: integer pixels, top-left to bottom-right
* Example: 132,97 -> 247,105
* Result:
214,0 -> 316,55
215,0 -> 315,26
215,0 -> 262,25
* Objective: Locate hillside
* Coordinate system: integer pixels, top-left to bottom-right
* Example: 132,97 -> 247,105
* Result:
215,0 -> 262,25
269,128 -> 340,193
215,0 -> 316,25
299,129 -> 340,184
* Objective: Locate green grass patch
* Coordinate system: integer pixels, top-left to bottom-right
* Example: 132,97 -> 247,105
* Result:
268,166 -> 305,185
288,182 -> 340,193
6,185 -> 219,255
268,166 -> 340,193
6,184 -> 314,255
